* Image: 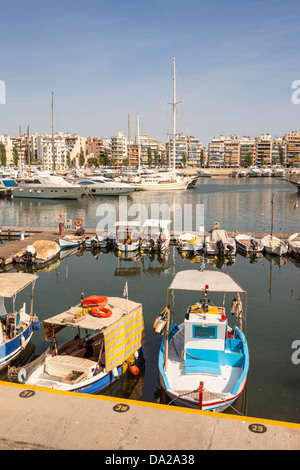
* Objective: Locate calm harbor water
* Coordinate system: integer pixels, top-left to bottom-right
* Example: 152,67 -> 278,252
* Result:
0,177 -> 299,424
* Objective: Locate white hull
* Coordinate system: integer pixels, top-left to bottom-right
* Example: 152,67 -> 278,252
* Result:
288,233 -> 300,259
136,181 -> 189,191
115,241 -> 140,252
261,235 -> 288,256
235,234 -> 264,254
58,235 -> 85,249
159,322 -> 248,412
178,233 -> 203,253
87,187 -> 133,196
12,186 -> 84,200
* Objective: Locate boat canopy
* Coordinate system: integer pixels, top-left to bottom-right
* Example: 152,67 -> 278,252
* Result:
168,270 -> 245,293
0,273 -> 38,298
43,297 -> 145,372
143,219 -> 171,229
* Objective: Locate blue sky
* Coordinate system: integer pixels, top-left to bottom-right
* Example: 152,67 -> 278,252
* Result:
1,0 -> 300,146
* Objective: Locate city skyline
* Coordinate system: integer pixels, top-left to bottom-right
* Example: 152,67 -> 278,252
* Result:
1,0 -> 300,147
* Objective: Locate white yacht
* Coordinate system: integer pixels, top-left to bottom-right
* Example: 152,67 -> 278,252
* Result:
249,167 -> 262,177
75,176 -> 135,196
11,175 -> 85,200
261,168 -> 272,177
273,167 -> 286,177
135,172 -> 190,191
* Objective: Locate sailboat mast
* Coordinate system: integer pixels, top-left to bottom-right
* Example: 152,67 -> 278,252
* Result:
137,112 -> 141,174
51,92 -> 55,172
172,56 -> 176,174
271,193 -> 274,239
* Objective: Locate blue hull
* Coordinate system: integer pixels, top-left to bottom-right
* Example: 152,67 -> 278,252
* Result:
0,323 -> 33,371
69,348 -> 143,394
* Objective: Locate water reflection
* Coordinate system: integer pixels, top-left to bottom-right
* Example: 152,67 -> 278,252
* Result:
1,178 -> 298,233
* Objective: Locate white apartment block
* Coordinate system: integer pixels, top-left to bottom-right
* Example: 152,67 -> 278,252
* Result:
37,133 -> 68,171
208,136 -> 225,167
111,131 -> 127,165
0,134 -> 13,165
133,133 -> 160,165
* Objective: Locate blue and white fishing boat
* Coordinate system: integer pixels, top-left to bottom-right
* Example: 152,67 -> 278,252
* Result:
0,273 -> 39,371
85,231 -> 114,249
157,269 -> 249,412
8,294 -> 145,393
235,234 -> 264,254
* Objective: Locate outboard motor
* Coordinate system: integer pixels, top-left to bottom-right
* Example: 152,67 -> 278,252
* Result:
227,244 -> 234,254
250,238 -> 258,248
216,239 -> 224,256
149,238 -> 155,251
75,227 -> 85,236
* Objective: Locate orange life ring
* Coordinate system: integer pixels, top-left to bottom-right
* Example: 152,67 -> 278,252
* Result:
91,306 -> 112,318
24,172 -> 27,178
74,217 -> 83,227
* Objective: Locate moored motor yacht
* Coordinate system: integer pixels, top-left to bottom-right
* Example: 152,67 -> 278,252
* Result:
75,176 -> 135,196
12,175 -> 85,200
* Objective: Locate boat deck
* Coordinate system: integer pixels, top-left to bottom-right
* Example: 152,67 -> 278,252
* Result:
166,329 -> 242,396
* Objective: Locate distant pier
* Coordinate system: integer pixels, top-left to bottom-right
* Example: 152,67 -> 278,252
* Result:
0,225 -> 294,267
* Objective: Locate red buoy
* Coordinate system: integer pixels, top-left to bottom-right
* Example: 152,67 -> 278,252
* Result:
129,366 -> 139,376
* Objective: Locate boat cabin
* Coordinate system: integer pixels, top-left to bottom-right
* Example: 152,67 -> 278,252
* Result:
164,270 -> 246,377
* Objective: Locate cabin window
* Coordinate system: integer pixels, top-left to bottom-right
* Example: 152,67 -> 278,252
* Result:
193,325 -> 217,339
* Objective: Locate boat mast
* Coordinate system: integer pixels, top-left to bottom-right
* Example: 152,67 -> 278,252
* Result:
172,56 -> 176,175
271,193 -> 274,239
137,112 -> 141,174
128,113 -> 131,169
51,92 -> 55,173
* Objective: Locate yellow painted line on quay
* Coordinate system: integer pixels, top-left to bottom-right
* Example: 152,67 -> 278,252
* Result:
1,379 -> 299,432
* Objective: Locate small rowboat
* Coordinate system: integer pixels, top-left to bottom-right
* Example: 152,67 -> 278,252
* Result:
235,234 -> 264,254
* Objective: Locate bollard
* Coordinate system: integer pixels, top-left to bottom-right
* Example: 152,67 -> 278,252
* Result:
199,381 -> 204,410
20,231 -> 25,240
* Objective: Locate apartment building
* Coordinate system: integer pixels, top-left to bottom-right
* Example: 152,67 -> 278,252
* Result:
255,134 -> 272,166
208,136 -> 225,167
64,134 -> 87,166
224,135 -> 240,167
0,134 -> 13,165
111,131 -> 127,167
271,137 -> 285,165
86,137 -> 104,160
283,131 -> 300,167
134,133 -> 160,166
165,133 -> 188,167
238,137 -> 255,167
186,136 -> 207,166
37,133 -> 68,171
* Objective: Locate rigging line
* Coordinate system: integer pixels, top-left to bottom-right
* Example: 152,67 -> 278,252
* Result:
176,68 -> 190,138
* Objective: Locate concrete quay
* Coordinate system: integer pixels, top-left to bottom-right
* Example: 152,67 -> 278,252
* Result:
0,380 -> 299,451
